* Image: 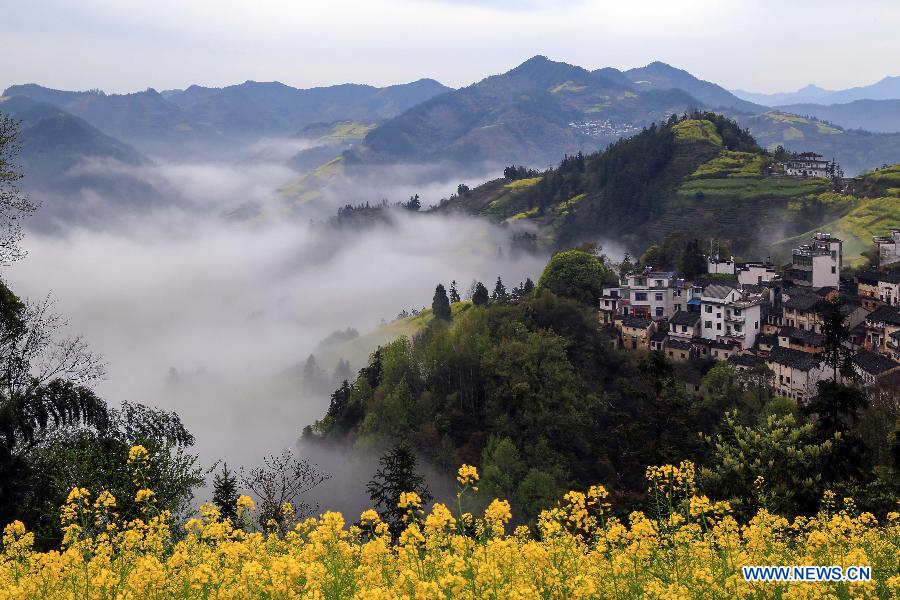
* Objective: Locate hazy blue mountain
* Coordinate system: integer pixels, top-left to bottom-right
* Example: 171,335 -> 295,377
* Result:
621,61 -> 763,113
350,56 -> 703,168
733,76 -> 900,106
0,95 -> 162,227
774,99 -> 900,133
732,84 -> 835,106
2,79 -> 452,156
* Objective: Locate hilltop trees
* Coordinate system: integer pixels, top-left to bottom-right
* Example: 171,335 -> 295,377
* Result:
471,282 -> 489,306
432,284 -> 452,322
491,276 -> 508,304
448,281 -> 461,304
537,249 -> 613,305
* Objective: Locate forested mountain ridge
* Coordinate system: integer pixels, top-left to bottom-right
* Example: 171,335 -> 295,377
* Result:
435,112 -> 854,261
347,56 -> 704,168
2,79 -> 452,156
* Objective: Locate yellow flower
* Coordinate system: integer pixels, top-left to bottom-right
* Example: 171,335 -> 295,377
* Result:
128,445 -> 149,462
236,495 -> 255,514
456,464 -> 479,487
397,491 -> 422,510
135,489 -> 155,503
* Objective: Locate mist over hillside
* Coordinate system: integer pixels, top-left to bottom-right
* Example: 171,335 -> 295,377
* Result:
4,151 -> 546,510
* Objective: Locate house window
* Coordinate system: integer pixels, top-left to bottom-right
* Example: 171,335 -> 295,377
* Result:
734,308 -> 741,316
705,321 -> 712,329
681,325 -> 687,332
635,292 -> 648,301
705,305 -> 712,313
831,266 -> 836,274
655,280 -> 664,287
655,293 -> 663,301
655,307 -> 663,317
716,323 -> 722,330
674,304 -> 681,311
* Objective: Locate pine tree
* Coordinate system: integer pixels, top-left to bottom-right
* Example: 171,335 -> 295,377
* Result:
448,280 -> 461,304
432,284 -> 452,322
366,443 -> 431,536
679,239 -> 707,279
212,463 -> 240,522
820,297 -> 853,381
521,277 -> 535,297
491,276 -> 509,303
472,282 -> 489,306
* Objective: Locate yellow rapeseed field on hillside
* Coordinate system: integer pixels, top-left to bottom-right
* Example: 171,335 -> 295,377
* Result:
0,450 -> 898,599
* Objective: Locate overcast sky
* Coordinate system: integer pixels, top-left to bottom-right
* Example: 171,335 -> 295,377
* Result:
3,0 -> 899,94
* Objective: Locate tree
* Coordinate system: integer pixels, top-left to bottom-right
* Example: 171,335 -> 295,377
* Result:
448,280 -> 461,304
537,249 -> 613,305
366,443 -> 431,536
212,463 -> 240,522
240,450 -> 330,532
480,436 -> 524,501
0,115 -> 37,264
700,411 -> 835,519
679,239 -> 707,279
820,297 -> 853,381
432,284 -> 452,322
618,253 -> 635,277
803,381 -> 871,484
491,276 -> 508,304
403,194 -> 421,211
472,282 -> 489,306
456,184 -> 470,196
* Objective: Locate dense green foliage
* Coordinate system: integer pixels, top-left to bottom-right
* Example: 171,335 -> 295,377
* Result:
310,259 -> 900,523
439,111 -> 852,260
536,249 -> 614,305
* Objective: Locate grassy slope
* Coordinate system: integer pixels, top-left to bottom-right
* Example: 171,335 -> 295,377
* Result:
435,119 -> 866,259
317,302 -> 473,369
773,165 -> 900,266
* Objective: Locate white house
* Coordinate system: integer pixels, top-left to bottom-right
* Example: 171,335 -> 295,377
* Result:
874,229 -> 900,267
699,284 -> 764,350
607,269 -> 693,321
783,152 -> 830,178
786,232 -> 842,289
736,261 -> 777,286
707,256 -> 735,275
766,346 -> 830,403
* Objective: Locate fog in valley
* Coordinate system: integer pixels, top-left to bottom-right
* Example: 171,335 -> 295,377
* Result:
7,144 -> 549,513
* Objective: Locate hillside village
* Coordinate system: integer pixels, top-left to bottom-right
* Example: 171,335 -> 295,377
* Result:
601,228 -> 900,401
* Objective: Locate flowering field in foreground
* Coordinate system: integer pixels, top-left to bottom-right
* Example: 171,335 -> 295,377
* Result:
1,454 -> 898,599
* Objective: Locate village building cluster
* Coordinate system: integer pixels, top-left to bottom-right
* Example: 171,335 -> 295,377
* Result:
600,231 -> 900,403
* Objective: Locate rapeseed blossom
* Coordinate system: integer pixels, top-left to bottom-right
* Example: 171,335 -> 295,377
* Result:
0,459 -> 897,598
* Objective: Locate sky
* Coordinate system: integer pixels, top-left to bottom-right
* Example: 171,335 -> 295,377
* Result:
2,0 -> 899,95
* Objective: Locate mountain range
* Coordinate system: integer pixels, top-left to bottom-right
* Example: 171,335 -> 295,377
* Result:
2,78 -> 451,157
5,56 -> 900,214
733,76 -> 900,106
337,57 -> 900,180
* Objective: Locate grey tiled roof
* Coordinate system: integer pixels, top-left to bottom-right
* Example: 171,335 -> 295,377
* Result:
767,346 -> 822,371
670,311 -> 700,326
852,351 -> 899,376
867,306 -> 900,326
